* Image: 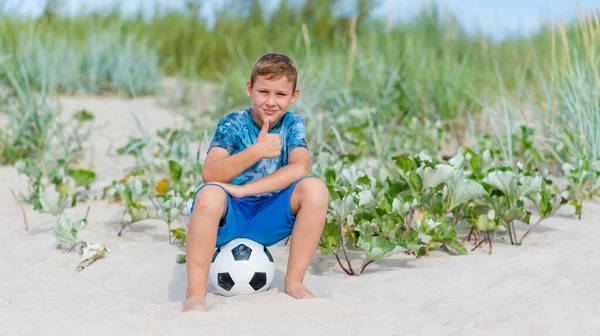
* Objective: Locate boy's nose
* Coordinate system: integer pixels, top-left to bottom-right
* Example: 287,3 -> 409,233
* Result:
266,94 -> 276,106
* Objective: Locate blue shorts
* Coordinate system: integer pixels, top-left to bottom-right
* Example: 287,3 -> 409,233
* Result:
190,176 -> 314,247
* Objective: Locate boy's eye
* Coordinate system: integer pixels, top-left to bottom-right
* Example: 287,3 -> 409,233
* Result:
277,93 -> 286,96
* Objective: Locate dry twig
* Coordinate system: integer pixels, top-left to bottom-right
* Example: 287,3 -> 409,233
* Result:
11,189 -> 29,232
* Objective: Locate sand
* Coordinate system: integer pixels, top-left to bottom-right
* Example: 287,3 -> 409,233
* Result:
1,95 -> 600,336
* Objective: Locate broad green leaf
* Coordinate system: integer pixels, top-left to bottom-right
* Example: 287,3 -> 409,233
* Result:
464,148 -> 482,173
518,175 -> 542,197
130,205 -> 149,222
437,238 -> 468,255
448,154 -> 464,168
408,171 -> 423,193
481,150 -> 494,171
330,194 -> 358,223
169,160 -> 183,183
391,198 -> 410,216
53,214 -> 87,244
341,166 -> 364,185
483,171 -> 516,198
171,227 -> 187,241
358,235 -> 406,261
549,194 -> 565,217
66,169 -> 96,187
126,176 -> 147,203
355,220 -> 379,236
417,151 -> 433,162
474,214 -> 497,231
357,174 -> 371,186
319,219 -> 340,255
412,218 -> 442,234
40,185 -> 73,216
420,164 -> 455,190
324,168 -> 337,185
392,156 -> 413,174
123,185 -> 133,205
447,176 -> 487,210
357,190 -> 374,206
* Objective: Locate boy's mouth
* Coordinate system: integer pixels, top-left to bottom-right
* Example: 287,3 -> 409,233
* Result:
264,109 -> 278,115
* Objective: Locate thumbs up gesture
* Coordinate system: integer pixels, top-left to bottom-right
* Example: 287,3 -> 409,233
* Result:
256,119 -> 281,159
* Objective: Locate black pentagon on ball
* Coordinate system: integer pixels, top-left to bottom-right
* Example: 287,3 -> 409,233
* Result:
249,272 -> 267,291
211,247 -> 221,263
217,272 -> 235,291
263,246 -> 274,262
231,243 -> 252,261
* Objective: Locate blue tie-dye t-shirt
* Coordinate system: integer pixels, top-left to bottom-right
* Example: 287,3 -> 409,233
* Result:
208,108 -> 308,198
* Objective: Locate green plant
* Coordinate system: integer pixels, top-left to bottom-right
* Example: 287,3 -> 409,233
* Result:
316,150 -> 488,275
458,148 -> 567,246
561,157 -> 600,219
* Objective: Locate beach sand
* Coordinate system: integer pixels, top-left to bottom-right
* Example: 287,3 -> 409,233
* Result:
1,95 -> 599,336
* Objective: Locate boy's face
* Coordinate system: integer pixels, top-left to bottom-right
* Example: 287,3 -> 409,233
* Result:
246,75 -> 299,129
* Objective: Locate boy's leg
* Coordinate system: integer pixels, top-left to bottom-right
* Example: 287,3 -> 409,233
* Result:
183,185 -> 227,312
285,177 -> 329,298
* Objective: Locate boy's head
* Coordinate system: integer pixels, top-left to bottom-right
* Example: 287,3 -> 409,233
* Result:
246,53 -> 300,129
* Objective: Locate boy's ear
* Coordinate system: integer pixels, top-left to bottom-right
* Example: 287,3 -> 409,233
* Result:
246,81 -> 253,98
290,88 -> 300,104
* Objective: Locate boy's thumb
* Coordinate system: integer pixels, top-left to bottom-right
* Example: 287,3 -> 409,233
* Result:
261,119 -> 269,134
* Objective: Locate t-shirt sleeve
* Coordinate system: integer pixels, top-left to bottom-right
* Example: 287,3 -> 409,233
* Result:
286,115 -> 309,153
208,115 -> 237,154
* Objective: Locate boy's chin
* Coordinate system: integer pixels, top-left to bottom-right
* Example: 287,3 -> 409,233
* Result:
261,112 -> 283,123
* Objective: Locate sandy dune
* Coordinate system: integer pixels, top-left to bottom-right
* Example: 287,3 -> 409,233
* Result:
1,95 -> 599,336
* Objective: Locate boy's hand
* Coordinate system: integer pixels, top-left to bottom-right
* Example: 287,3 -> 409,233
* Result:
255,119 -> 281,159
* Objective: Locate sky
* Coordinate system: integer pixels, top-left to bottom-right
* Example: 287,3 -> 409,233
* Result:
2,0 -> 599,40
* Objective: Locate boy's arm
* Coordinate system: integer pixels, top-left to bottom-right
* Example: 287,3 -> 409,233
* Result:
202,119 -> 281,183
201,146 -> 262,183
241,147 -> 310,197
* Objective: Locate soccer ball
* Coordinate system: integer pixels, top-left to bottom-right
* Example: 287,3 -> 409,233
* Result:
209,238 -> 275,296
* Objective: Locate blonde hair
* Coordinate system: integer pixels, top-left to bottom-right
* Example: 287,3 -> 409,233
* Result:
250,53 -> 298,90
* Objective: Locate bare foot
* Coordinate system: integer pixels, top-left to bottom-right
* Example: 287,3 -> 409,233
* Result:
285,283 -> 316,299
182,296 -> 208,312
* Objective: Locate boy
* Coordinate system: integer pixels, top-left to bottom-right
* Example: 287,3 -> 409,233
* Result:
183,53 -> 328,312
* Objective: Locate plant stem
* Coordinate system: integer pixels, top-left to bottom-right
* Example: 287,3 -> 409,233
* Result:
168,224 -> 172,244
509,221 -> 518,245
462,228 -> 474,243
117,224 -> 127,236
471,232 -> 493,254
518,218 -> 543,245
337,219 -> 355,275
358,260 -> 374,275
506,220 -> 515,245
11,189 -> 29,232
471,237 -> 487,251
117,209 -> 128,236
334,251 -> 354,275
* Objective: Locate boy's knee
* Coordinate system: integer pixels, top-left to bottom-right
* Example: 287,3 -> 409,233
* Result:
193,185 -> 227,213
296,178 -> 329,206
